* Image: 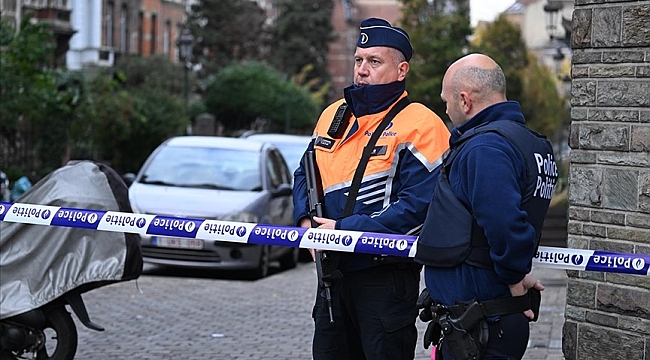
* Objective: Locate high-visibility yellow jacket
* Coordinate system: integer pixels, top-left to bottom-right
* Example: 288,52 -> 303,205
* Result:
293,91 -> 450,271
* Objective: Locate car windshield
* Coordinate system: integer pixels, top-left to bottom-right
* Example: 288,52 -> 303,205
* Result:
273,142 -> 309,173
139,146 -> 262,191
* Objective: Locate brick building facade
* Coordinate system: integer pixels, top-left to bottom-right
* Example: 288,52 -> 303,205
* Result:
99,0 -> 185,65
564,1 -> 650,359
1,0 -> 187,69
136,0 -> 185,60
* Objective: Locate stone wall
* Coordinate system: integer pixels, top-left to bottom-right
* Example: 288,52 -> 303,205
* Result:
564,1 -> 650,359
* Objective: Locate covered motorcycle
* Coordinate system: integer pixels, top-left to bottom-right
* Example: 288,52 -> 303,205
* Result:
0,161 -> 142,360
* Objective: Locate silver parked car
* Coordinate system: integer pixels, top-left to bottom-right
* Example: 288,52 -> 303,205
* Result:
240,133 -> 313,261
241,133 -> 312,175
127,136 -> 299,278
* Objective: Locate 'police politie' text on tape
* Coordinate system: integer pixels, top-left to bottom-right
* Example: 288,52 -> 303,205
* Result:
1,202 -> 648,276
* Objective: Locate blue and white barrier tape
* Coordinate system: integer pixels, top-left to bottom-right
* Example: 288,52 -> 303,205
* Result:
1,202 -> 648,276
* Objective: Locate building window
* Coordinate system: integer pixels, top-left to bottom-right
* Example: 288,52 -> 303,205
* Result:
106,1 -> 114,48
120,3 -> 129,53
150,14 -> 157,55
176,23 -> 183,60
138,11 -> 144,56
163,20 -> 171,54
6,0 -> 17,12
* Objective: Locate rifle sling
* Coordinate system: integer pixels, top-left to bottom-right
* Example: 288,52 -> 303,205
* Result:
342,97 -> 411,217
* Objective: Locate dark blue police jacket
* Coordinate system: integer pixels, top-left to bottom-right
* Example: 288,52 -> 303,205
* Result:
415,101 -> 558,306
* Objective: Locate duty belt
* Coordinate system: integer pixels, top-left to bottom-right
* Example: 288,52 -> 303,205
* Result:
445,289 -> 539,320
418,288 -> 541,322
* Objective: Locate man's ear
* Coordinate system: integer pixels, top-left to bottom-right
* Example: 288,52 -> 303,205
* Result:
459,91 -> 472,114
397,62 -> 410,81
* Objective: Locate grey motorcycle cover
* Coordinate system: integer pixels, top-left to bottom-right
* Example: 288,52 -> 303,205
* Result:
0,161 -> 143,319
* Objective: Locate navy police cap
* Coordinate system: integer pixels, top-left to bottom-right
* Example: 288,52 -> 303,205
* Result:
356,18 -> 413,62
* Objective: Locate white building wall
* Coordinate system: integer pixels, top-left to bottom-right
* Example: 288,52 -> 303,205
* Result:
521,0 -> 573,50
522,1 -> 550,51
500,0 -> 573,84
67,0 -> 107,70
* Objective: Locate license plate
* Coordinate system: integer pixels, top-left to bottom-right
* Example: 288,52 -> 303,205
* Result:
152,236 -> 203,250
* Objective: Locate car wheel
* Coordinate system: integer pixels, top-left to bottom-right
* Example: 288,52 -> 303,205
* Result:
279,247 -> 299,270
247,245 -> 270,279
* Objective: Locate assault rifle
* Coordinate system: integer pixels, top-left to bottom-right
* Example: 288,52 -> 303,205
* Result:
304,150 -> 335,323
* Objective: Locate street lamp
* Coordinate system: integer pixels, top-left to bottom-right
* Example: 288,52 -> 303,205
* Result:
176,27 -> 194,116
543,1 -> 563,41
550,46 -> 567,80
543,1 -> 571,83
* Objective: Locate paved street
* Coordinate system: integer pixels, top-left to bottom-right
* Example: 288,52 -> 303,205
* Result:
73,262 -> 567,360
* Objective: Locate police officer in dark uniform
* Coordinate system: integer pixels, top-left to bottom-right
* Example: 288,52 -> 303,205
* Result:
415,54 -> 557,359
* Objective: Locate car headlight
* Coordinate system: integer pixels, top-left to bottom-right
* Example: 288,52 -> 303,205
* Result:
221,211 -> 259,223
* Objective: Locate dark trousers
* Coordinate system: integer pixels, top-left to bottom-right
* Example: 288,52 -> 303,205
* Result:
312,263 -> 420,360
440,312 -> 530,360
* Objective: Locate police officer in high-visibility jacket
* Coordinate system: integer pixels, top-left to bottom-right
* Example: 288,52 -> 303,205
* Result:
292,17 -> 450,360
416,54 -> 557,359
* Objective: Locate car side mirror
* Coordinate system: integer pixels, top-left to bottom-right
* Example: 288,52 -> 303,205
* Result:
271,183 -> 292,197
122,173 -> 136,187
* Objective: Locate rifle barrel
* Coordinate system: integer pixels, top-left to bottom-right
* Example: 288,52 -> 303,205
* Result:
305,150 -> 335,323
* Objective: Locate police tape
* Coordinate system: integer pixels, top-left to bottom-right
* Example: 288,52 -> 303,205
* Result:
1,201 -> 648,276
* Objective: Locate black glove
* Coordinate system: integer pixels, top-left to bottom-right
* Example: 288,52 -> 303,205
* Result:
417,289 -> 434,322
423,320 -> 442,350
529,287 -> 542,322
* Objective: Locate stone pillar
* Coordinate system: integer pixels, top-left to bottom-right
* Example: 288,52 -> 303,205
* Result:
564,1 -> 650,359
192,113 -> 222,136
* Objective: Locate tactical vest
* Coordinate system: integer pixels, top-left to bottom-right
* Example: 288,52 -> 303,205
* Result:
415,120 -> 557,269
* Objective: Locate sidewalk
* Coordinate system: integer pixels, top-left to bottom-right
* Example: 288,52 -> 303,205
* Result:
71,261 -> 568,359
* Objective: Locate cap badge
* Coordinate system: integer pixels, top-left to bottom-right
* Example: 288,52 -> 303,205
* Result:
360,33 -> 369,44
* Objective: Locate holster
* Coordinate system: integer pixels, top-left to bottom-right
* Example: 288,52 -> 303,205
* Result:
416,288 -> 541,359
439,302 -> 489,360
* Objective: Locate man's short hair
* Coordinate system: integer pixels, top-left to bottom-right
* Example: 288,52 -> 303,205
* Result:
452,65 -> 507,101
